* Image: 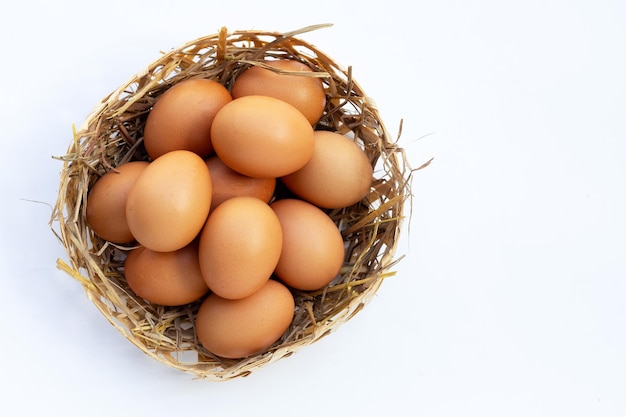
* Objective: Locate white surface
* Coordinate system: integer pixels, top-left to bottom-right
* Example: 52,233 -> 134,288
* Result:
2,1 -> 625,416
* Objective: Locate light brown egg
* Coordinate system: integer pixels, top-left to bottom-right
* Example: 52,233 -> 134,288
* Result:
271,198 -> 345,291
210,95 -> 315,178
124,240 -> 209,306
143,78 -> 232,160
86,161 -> 149,243
198,196 -> 283,300
280,130 -> 373,209
195,279 -> 295,359
205,154 -> 276,212
231,59 -> 326,125
126,150 -> 212,252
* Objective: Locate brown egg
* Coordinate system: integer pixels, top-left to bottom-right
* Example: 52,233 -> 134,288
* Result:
198,196 -> 283,300
143,78 -> 232,160
86,161 -> 149,243
126,150 -> 212,252
231,59 -> 326,125
195,279 -> 295,359
205,154 -> 276,211
271,198 -> 345,291
281,130 -> 373,209
210,95 -> 315,178
124,240 -> 209,306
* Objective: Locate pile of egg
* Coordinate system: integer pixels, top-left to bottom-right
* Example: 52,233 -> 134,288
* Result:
86,59 -> 373,359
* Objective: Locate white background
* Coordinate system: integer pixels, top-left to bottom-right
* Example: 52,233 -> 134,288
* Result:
2,1 -> 625,416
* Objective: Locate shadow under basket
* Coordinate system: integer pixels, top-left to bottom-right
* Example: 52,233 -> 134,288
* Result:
51,24 -> 418,381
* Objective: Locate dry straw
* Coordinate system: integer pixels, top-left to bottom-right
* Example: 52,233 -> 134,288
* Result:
51,24 -> 428,381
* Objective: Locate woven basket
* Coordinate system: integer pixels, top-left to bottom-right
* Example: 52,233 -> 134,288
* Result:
51,24 -> 417,381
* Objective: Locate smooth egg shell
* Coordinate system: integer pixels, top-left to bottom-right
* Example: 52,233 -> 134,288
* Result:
231,59 -> 326,125
271,198 -> 345,291
143,78 -> 232,159
210,95 -> 315,178
126,150 -> 212,252
198,196 -> 283,300
205,154 -> 276,212
86,161 -> 149,243
124,241 -> 209,306
281,130 -> 373,209
195,279 -> 295,359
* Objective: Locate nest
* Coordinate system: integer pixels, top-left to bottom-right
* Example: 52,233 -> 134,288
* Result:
51,24 -> 422,381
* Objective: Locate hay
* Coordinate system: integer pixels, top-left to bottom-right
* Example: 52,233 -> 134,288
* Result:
51,24 -> 421,381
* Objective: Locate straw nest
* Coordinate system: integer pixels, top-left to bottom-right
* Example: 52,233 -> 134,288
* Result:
51,24 -> 426,381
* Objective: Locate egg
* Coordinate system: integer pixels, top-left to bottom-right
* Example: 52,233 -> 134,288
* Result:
198,196 -> 282,300
143,78 -> 232,160
210,95 -> 315,178
195,279 -> 295,359
205,154 -> 276,211
86,161 -> 149,243
231,59 -> 326,125
124,240 -> 209,306
280,130 -> 373,209
125,150 -> 212,252
271,198 -> 345,291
